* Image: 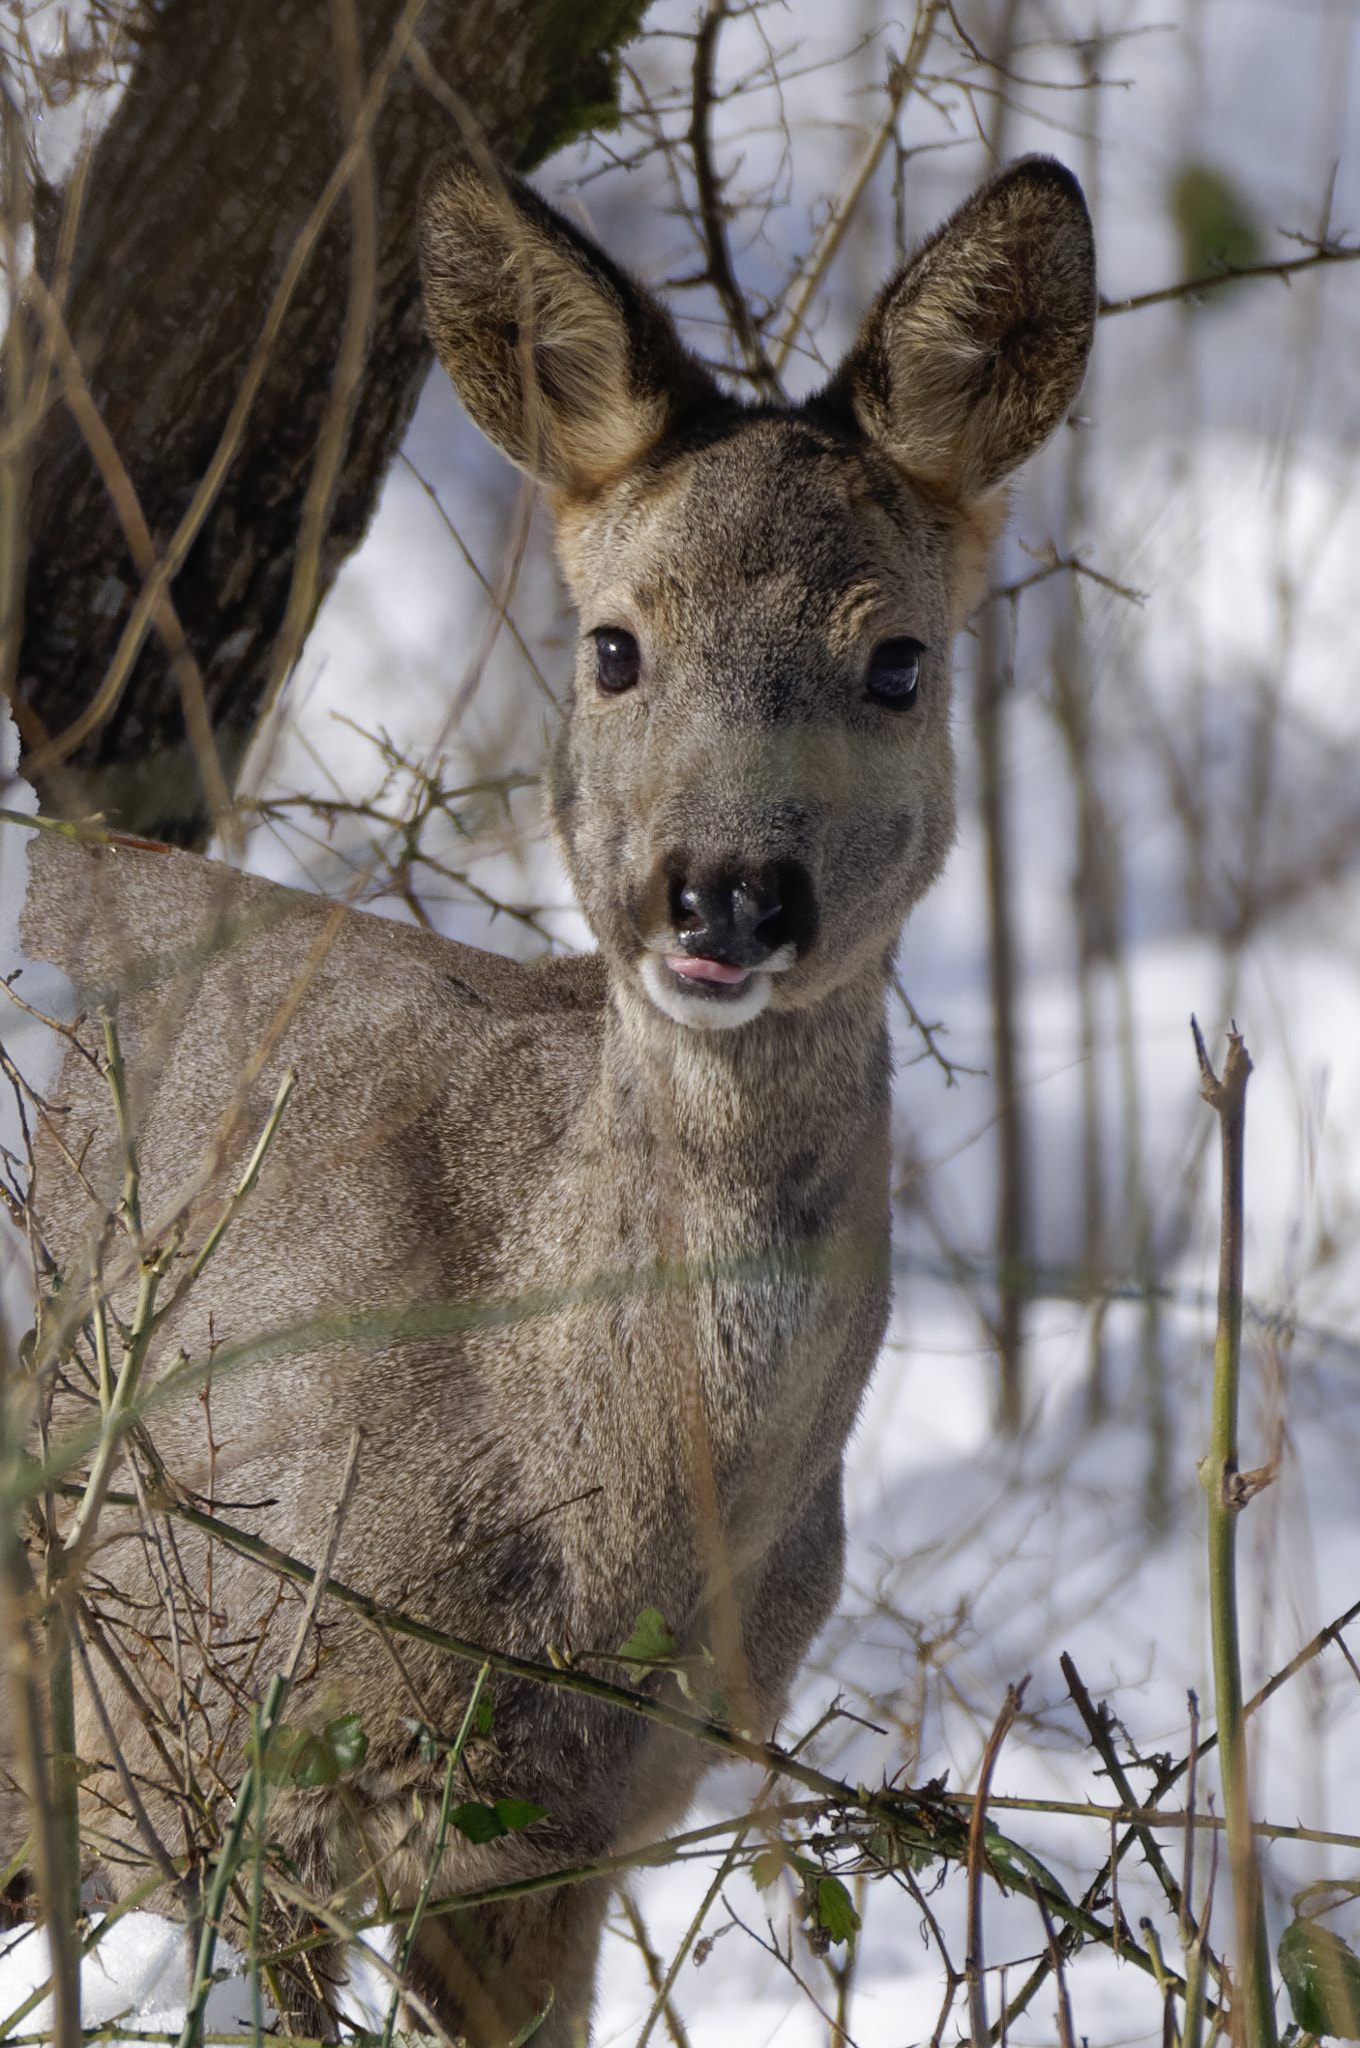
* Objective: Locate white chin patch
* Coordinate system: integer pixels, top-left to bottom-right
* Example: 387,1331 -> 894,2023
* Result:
638,952 -> 775,1032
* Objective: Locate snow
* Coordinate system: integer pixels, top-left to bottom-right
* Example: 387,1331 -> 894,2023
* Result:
0,1915 -> 261,2039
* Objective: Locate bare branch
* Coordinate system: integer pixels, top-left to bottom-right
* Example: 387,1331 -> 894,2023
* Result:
1099,236 -> 1360,317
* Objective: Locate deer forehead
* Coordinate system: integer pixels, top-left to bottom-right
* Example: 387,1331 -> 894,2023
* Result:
554,417 -> 955,654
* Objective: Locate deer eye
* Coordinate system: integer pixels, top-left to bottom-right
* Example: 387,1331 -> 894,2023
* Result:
866,637 -> 924,707
593,627 -> 640,695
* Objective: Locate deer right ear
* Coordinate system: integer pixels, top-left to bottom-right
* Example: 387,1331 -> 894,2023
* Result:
420,158 -> 717,496
829,155 -> 1096,505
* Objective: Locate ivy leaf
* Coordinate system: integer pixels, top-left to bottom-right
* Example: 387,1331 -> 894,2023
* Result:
1279,1918 -> 1360,2038
812,1877 -> 861,1947
617,1608 -> 679,1666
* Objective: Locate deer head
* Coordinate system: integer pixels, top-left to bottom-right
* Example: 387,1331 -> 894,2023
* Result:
420,155 -> 1094,1034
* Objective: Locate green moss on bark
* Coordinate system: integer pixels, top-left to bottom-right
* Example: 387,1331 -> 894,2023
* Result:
514,0 -> 652,166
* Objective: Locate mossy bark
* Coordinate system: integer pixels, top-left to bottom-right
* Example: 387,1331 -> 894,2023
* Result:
15,0 -> 647,844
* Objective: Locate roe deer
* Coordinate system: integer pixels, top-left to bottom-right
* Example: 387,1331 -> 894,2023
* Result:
11,152 -> 1094,2044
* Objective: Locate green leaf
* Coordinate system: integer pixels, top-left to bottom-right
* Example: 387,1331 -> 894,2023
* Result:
673,1668 -> 730,1722
1169,162 -> 1262,301
751,1849 -> 784,1891
493,1799 -> 546,1832
812,1877 -> 861,1947
290,1736 -> 341,1788
403,1716 -> 440,1764
451,1802 -> 507,1844
264,1714 -> 369,1787
264,1724 -> 324,1785
475,1695 -> 495,1738
1279,1918 -> 1360,2038
263,1725 -> 303,1782
617,1608 -> 679,1665
983,1826 -> 1071,1904
324,1714 -> 369,1774
448,1798 -> 544,1843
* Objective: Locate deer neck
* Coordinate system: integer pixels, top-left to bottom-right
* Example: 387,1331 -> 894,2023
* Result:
600,961 -> 893,1258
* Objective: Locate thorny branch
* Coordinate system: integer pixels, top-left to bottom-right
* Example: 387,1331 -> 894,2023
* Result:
1099,233 -> 1360,316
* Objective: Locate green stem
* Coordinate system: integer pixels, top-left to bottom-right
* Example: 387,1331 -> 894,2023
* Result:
1192,1021 -> 1276,2048
0,1530 -> 82,2048
44,1605 -> 83,1971
246,1723 -> 267,2048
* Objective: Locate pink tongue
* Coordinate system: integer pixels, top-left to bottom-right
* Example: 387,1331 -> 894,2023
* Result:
664,953 -> 751,986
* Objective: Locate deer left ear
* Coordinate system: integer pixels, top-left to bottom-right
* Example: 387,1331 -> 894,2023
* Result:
828,156 -> 1096,505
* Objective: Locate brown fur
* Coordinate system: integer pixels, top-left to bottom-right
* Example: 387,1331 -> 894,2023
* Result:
12,156 -> 1094,2043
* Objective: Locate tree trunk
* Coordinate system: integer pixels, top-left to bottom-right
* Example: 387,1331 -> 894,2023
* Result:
12,0 -> 645,844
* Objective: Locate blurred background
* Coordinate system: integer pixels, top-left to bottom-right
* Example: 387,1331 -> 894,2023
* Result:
4,1 -> 1360,2040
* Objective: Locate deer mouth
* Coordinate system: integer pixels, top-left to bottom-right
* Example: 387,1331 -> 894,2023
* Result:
637,942 -> 795,1030
662,953 -> 753,994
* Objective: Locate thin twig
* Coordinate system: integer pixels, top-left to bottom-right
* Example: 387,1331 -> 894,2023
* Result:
618,1890 -> 693,2048
982,549 -> 1146,611
688,0 -> 781,396
966,1678 -> 1027,2046
893,976 -> 981,1085
1036,1895 -> 1075,2048
1061,1653 -> 1187,1925
397,453 -> 558,708
1181,1692 -> 1210,2048
381,1663 -> 491,2048
771,2 -> 943,375
67,1613 -> 181,1892
259,0 -> 379,733
0,1447 -> 83,2048
635,1788 -> 768,2048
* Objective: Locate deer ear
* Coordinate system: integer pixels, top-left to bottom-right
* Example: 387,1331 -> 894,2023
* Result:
420,157 -> 717,495
829,156 -> 1096,503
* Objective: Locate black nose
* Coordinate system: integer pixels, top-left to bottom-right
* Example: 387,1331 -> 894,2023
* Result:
671,873 -> 789,968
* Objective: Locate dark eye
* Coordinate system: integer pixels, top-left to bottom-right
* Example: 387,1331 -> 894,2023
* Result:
866,636 -> 925,707
593,627 -> 640,695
